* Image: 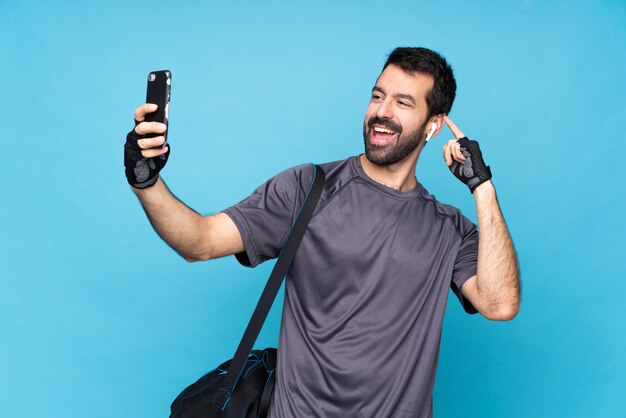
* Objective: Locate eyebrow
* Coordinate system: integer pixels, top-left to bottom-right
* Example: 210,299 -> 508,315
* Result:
372,86 -> 416,106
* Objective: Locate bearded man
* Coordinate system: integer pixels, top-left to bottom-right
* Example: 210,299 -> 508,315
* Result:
124,46 -> 521,418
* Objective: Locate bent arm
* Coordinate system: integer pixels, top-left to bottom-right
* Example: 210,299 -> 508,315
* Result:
132,177 -> 244,262
461,180 -> 521,321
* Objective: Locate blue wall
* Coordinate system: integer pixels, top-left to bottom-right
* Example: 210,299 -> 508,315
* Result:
1,1 -> 624,416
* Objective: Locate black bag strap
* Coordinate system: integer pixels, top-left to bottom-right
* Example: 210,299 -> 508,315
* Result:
214,164 -> 326,410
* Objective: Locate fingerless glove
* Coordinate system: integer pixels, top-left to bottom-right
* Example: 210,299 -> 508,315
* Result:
124,122 -> 170,189
449,137 -> 492,193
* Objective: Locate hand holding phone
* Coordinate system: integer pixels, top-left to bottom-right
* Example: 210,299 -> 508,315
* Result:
124,70 -> 172,189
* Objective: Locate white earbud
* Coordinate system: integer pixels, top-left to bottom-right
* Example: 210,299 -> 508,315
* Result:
425,122 -> 437,142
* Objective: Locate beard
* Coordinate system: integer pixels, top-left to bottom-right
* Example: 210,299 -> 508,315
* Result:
363,116 -> 429,166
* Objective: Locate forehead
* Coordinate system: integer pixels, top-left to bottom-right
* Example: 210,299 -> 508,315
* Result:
375,64 -> 434,104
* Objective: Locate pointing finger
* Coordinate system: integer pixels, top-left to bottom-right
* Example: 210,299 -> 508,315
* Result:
444,116 -> 465,140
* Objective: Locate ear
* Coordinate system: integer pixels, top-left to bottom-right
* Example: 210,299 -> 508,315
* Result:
429,115 -> 446,139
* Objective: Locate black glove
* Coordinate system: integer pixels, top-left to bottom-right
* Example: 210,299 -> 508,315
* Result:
449,136 -> 492,193
124,121 -> 170,189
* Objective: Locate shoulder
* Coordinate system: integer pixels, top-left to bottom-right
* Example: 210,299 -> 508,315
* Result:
274,156 -> 357,195
257,163 -> 317,196
318,156 -> 361,196
416,189 -> 476,237
275,162 -> 316,187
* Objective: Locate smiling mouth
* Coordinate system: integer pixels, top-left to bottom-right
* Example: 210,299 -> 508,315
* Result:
370,124 -> 399,145
373,125 -> 396,135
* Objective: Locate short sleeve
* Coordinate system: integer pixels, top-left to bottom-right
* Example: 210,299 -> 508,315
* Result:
222,164 -> 315,268
450,215 -> 479,314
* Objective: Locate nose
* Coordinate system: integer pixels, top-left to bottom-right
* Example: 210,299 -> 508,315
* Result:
375,98 -> 393,120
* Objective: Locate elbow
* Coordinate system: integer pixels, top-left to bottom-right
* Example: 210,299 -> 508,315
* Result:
182,250 -> 212,263
172,217 -> 218,263
486,303 -> 520,321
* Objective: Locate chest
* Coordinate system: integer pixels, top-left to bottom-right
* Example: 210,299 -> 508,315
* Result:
289,183 -> 460,302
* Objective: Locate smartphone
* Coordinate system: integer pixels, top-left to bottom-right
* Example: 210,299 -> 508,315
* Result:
145,70 -> 171,144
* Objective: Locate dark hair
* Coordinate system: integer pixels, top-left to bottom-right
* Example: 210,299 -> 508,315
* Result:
382,47 -> 456,119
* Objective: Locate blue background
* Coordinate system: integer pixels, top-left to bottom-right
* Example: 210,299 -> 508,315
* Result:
1,1 -> 624,417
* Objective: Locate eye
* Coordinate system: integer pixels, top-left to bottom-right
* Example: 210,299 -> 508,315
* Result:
371,93 -> 383,102
398,101 -> 410,107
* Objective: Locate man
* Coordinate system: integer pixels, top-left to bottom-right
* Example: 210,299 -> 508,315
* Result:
124,47 -> 520,417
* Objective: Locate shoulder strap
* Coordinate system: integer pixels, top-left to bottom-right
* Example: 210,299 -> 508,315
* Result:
214,164 -> 326,410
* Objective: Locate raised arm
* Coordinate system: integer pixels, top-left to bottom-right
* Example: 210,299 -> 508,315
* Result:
443,116 -> 521,321
464,180 -> 520,320
125,104 -> 244,262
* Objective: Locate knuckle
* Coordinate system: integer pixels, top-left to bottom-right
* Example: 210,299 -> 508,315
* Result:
140,137 -> 157,149
135,104 -> 149,119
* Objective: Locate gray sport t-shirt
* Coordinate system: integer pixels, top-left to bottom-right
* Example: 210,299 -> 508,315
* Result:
223,155 -> 478,418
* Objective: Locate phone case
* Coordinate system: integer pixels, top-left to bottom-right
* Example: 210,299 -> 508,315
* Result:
145,70 -> 171,139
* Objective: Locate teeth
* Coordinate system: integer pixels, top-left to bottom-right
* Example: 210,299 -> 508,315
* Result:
374,126 -> 395,134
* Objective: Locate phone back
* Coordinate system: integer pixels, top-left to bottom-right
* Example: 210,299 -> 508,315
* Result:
145,70 -> 171,137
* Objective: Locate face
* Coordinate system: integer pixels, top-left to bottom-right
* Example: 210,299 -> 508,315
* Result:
363,64 -> 434,165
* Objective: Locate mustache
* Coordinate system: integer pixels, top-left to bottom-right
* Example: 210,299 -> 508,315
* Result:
367,116 -> 402,133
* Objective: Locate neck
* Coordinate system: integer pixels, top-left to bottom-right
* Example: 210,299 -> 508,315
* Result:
359,146 -> 423,192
